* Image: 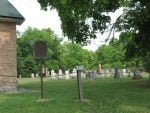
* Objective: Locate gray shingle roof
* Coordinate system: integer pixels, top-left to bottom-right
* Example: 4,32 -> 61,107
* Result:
0,0 -> 24,25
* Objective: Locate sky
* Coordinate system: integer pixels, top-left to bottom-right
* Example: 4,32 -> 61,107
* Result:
9,0 -> 122,51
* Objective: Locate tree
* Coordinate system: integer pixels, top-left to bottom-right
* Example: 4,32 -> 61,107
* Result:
37,0 -> 123,44
59,42 -> 96,71
142,52 -> 150,79
17,27 -> 99,77
17,27 -> 61,77
37,0 -> 150,72
115,1 -> 150,76
116,0 -> 150,57
95,40 -> 125,69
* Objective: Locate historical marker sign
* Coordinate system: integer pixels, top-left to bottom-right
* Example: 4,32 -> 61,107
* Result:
33,41 -> 47,59
33,41 -> 47,99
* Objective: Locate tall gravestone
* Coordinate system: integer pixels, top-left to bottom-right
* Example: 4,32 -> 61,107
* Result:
0,0 -> 24,92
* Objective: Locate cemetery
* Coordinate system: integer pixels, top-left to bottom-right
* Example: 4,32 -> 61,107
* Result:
0,77 -> 150,113
0,0 -> 150,113
29,68 -> 137,80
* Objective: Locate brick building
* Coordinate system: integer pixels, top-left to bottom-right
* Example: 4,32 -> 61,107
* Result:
0,0 -> 24,92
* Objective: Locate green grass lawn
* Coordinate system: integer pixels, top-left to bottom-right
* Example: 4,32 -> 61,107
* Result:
0,77 -> 150,113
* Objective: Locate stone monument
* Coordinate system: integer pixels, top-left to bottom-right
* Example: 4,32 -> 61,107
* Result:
0,0 -> 24,92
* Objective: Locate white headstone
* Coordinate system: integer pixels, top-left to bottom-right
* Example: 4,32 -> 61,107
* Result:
101,70 -> 105,77
51,70 -> 56,79
31,73 -> 34,79
71,68 -> 77,78
58,69 -> 63,79
45,68 -> 48,76
106,69 -> 110,77
122,68 -> 127,77
36,73 -> 39,77
19,75 -> 21,79
65,70 -> 70,80
81,72 -> 86,78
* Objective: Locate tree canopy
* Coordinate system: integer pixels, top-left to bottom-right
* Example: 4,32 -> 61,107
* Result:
17,28 -> 98,77
17,27 -> 148,77
17,28 -> 61,77
37,0 -> 149,52
116,0 -> 150,57
37,0 -> 150,72
38,0 -> 125,44
96,39 -> 125,68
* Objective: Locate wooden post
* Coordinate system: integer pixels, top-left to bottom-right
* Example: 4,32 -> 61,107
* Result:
77,70 -> 83,102
40,60 -> 44,99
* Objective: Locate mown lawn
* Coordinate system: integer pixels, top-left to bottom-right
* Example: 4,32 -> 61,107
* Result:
0,77 -> 150,113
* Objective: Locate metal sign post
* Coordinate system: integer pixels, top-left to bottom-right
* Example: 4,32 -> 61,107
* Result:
40,61 -> 45,99
33,41 -> 47,99
76,65 -> 84,102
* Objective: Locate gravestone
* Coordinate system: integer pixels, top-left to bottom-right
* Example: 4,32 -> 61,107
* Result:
111,69 -> 115,76
31,73 -> 35,79
105,69 -> 110,77
36,73 -> 39,77
58,69 -> 63,79
19,75 -> 21,79
65,70 -> 70,80
0,0 -> 24,92
114,68 -> 120,78
101,70 -> 105,78
51,70 -> 56,79
122,68 -> 127,77
45,68 -> 49,76
71,68 -> 77,78
97,64 -> 102,75
81,71 -> 86,78
86,71 -> 96,79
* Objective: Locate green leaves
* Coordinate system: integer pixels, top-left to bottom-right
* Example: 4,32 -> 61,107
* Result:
17,28 -> 60,77
59,43 -> 96,70
60,0 -> 68,5
38,0 -> 121,44
96,40 -> 125,68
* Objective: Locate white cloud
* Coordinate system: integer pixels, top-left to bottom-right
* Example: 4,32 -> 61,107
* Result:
9,0 -> 123,51
9,0 -> 63,37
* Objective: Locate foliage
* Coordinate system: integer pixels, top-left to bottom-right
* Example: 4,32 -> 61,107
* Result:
59,42 -> 97,71
142,52 -> 150,73
95,39 -> 125,68
17,28 -> 99,76
37,0 -> 150,72
115,0 -> 150,71
17,27 -> 60,77
37,0 -> 125,44
116,0 -> 150,57
17,27 -> 146,77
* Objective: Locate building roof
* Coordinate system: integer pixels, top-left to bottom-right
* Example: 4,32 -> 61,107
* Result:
0,0 -> 24,25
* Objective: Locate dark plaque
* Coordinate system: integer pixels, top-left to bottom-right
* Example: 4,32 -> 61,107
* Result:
33,41 -> 47,59
33,41 -> 47,99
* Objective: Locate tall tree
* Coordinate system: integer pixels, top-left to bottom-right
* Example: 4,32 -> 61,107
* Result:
96,39 -> 125,69
60,42 -> 96,71
38,0 -> 123,44
37,0 -> 149,68
115,0 -> 150,74
116,0 -> 150,57
17,28 -> 61,77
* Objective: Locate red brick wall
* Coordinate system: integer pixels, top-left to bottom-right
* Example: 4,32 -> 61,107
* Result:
0,22 -> 17,92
